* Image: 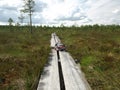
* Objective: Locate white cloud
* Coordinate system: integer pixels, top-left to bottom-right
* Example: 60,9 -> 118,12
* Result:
0,0 -> 22,7
0,0 -> 120,26
39,0 -> 88,25
112,9 -> 120,14
86,0 -> 120,24
41,0 -> 79,20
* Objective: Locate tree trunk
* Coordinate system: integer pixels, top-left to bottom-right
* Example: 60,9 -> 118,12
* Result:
30,13 -> 32,34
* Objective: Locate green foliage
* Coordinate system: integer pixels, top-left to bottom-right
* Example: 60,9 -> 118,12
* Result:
22,0 -> 35,13
8,18 -> 14,31
18,13 -> 25,26
81,56 -> 96,66
8,18 -> 14,26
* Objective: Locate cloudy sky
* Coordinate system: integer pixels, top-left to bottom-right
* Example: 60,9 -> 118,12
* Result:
0,0 -> 120,26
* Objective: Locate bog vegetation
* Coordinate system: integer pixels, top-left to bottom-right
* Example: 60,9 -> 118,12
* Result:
0,26 -> 51,90
0,25 -> 120,90
56,25 -> 120,90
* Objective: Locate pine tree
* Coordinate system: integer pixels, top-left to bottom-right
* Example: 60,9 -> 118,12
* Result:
21,0 -> 35,33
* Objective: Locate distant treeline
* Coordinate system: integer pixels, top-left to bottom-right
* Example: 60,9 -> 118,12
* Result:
0,24 -> 120,31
